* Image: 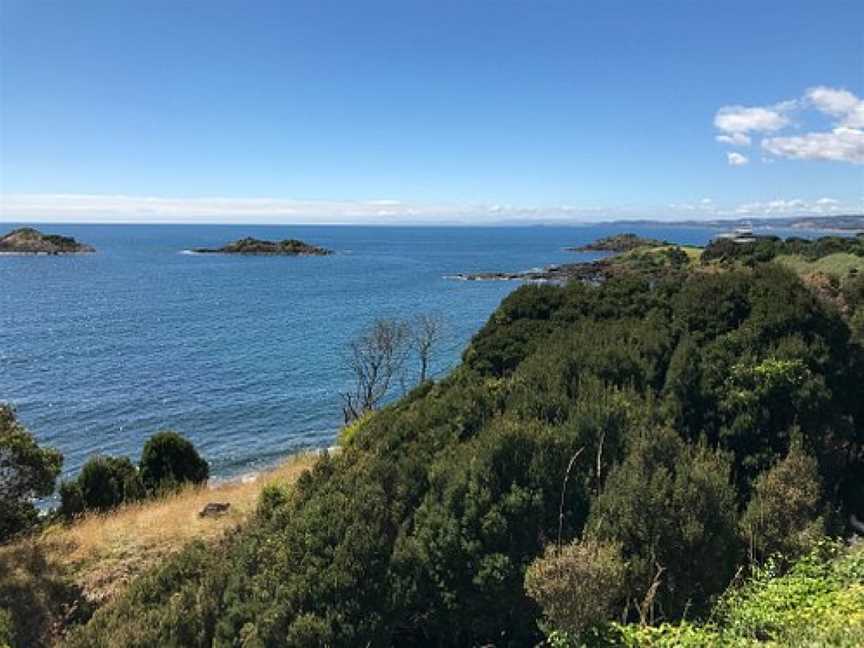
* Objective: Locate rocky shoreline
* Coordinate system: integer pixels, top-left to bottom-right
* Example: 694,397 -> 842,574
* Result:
450,259 -> 613,284
452,233 -> 671,283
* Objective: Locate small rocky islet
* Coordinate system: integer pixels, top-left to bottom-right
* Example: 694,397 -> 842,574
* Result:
192,237 -> 332,256
565,232 -> 669,252
0,227 -> 95,254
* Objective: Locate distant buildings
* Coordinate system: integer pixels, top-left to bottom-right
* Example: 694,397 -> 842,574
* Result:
715,224 -> 756,244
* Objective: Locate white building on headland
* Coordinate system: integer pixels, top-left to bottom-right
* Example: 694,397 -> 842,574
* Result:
715,223 -> 756,244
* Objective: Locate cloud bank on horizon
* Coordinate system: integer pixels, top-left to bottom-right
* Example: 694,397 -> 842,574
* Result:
1,193 -> 860,225
715,86 -> 864,165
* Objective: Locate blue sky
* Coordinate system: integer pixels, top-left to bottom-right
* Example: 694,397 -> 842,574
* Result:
1,0 -> 862,223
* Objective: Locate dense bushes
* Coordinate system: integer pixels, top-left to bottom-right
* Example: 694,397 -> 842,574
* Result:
701,234 -> 864,266
60,431 -> 208,518
739,446 -> 825,564
67,263 -> 864,646
59,455 -> 143,516
586,428 -> 739,619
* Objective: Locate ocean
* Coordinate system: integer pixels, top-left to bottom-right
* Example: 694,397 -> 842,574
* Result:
0,223 -> 805,483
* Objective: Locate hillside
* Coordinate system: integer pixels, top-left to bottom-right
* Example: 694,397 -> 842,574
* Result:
50,248 -> 864,647
0,454 -> 318,648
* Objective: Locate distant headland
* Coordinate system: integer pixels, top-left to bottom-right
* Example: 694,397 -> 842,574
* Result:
192,237 -> 332,256
0,227 -> 95,254
566,232 -> 669,252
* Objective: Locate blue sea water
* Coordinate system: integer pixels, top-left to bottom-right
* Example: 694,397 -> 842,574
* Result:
0,223 -> 810,483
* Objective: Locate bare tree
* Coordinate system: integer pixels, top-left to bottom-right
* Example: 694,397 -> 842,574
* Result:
341,318 -> 410,422
410,312 -> 446,384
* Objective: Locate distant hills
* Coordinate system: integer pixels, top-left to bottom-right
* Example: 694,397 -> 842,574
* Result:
603,214 -> 864,231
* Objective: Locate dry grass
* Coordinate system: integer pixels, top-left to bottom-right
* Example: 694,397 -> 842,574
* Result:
2,452 -> 319,607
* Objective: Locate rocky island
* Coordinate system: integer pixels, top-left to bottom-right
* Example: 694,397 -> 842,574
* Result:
193,237 -> 332,256
565,232 -> 668,252
0,227 -> 95,254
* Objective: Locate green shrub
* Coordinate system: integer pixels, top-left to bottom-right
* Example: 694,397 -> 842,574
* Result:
587,428 -> 740,620
59,455 -> 144,517
338,410 -> 373,446
139,431 -> 209,493
0,608 -> 12,648
65,540 -> 227,648
740,446 -> 824,565
0,404 -> 62,541
58,480 -> 85,518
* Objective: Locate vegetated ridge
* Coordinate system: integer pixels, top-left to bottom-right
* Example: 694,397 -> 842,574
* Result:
46,233 -> 864,647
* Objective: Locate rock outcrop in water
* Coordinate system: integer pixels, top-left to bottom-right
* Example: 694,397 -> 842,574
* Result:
0,227 -> 95,254
566,232 -> 668,252
193,237 -> 332,256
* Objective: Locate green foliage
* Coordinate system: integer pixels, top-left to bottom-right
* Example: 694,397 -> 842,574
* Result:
0,541 -> 91,648
587,428 -> 739,619
139,431 -> 209,494
714,541 -> 864,645
740,447 -> 824,564
701,234 -> 864,268
0,405 -> 62,542
0,609 -> 10,648
547,542 -> 864,647
59,433 -> 209,518
60,456 -> 143,516
65,540 -> 227,648
338,409 -> 374,447
464,284 -> 565,376
851,307 -> 864,343
66,256 -> 864,645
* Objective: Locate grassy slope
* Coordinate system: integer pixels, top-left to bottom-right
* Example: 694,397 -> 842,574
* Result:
775,252 -> 864,277
0,452 -> 318,646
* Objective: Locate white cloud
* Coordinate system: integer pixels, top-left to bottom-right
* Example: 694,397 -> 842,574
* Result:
714,86 -> 864,165
815,197 -> 840,206
714,105 -> 790,134
762,127 -> 864,164
806,86 -> 864,127
731,197 -> 852,216
0,193 -> 627,224
727,152 -> 749,166
716,133 -> 752,146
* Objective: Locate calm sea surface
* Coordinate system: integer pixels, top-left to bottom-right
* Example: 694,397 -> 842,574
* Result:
0,223 -> 817,483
